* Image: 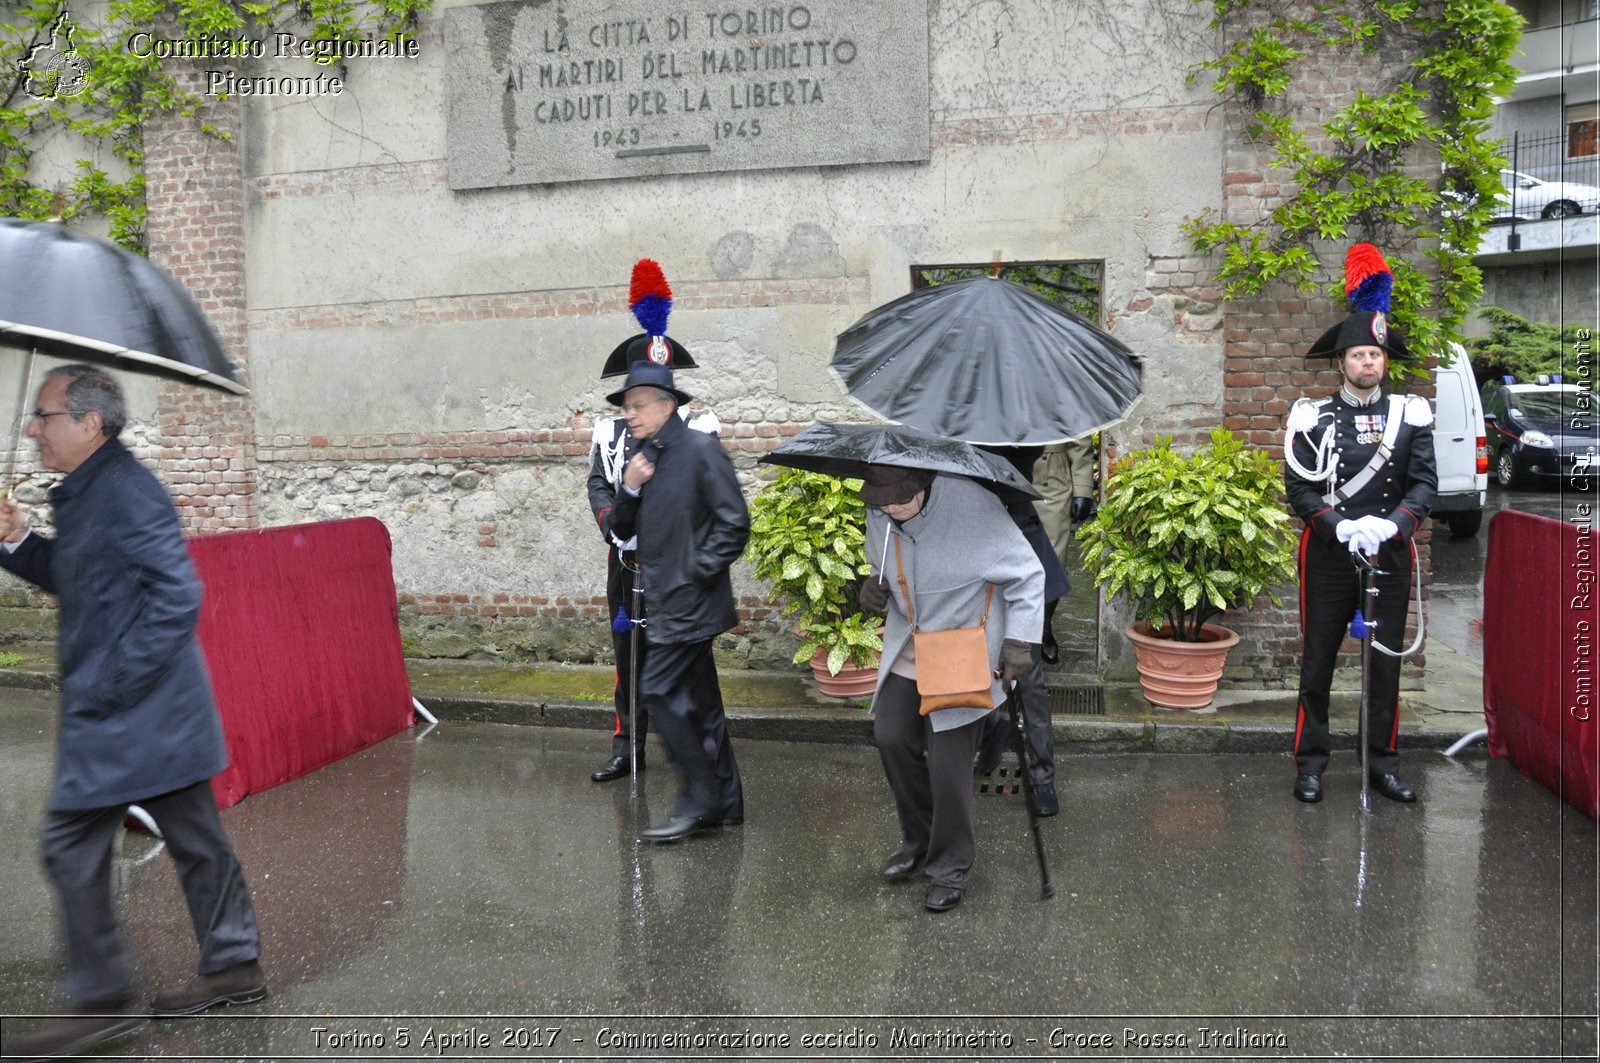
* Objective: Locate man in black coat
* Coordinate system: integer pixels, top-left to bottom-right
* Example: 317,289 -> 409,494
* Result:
0,366 -> 265,1061
604,362 -> 750,842
1284,311 -> 1436,804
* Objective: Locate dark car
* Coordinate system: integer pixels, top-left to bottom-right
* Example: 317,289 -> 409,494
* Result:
1481,376 -> 1597,487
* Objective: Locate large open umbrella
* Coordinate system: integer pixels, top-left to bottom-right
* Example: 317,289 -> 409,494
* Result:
830,275 -> 1142,446
760,421 -> 1041,503
0,219 -> 246,395
0,218 -> 247,489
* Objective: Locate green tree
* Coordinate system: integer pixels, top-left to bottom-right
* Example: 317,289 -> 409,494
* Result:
1465,306 -> 1591,383
1184,0 -> 1523,364
2,0 -> 427,251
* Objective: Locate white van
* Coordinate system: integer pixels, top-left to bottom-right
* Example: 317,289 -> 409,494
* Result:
1430,342 -> 1488,536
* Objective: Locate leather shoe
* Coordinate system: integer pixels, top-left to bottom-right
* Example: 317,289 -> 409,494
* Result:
924,885 -> 963,912
1041,630 -> 1059,664
1029,781 -> 1059,817
641,815 -> 717,843
3,1000 -> 144,1059
1370,772 -> 1416,803
1293,773 -> 1323,803
590,755 -> 641,783
150,960 -> 267,1016
880,846 -> 924,882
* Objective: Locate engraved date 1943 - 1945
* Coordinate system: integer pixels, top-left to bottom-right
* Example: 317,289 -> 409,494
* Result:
595,120 -> 761,149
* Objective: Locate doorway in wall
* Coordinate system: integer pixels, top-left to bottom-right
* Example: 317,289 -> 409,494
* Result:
910,261 -> 1105,687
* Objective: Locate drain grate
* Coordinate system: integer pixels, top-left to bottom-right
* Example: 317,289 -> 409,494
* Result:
976,763 -> 1023,796
1048,684 -> 1105,716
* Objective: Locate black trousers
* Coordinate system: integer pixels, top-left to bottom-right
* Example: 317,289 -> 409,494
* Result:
639,637 -> 742,820
1294,529 -> 1414,776
606,555 -> 648,760
873,674 -> 984,889
42,778 -> 260,1006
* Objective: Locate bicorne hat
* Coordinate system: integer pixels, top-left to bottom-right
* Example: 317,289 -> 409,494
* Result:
1305,243 -> 1413,362
605,360 -> 694,408
601,259 -> 699,377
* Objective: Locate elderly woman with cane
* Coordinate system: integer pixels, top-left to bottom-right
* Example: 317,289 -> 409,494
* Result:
855,465 -> 1044,912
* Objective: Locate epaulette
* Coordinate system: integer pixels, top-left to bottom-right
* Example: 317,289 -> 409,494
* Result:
1286,397 -> 1329,434
1403,394 -> 1433,428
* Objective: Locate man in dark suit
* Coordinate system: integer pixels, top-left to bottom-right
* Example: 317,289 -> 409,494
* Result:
604,362 -> 750,842
0,365 -> 265,1061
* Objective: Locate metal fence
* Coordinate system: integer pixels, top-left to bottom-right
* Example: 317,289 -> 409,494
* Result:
1502,128 -> 1600,189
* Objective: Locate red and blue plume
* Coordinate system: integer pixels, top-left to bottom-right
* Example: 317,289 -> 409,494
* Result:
1343,243 -> 1392,313
628,258 -> 673,337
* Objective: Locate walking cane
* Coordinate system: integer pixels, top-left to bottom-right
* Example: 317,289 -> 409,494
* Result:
1350,551 -> 1384,815
998,677 -> 1054,899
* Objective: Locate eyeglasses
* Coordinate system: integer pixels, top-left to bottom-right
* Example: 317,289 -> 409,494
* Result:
622,398 -> 667,415
29,409 -> 71,424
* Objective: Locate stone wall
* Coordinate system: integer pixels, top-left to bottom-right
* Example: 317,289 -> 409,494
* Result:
5,0 -> 1457,691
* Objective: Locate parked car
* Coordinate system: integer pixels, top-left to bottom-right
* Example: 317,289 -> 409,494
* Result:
1430,343 -> 1487,536
1481,375 -> 1596,487
1492,169 -> 1600,220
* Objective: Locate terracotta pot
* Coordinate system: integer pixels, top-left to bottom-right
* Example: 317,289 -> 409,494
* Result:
808,646 -> 880,699
1124,621 -> 1241,710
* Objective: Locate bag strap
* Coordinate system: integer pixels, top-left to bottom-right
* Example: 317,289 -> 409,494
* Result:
892,534 -> 993,634
893,534 -> 916,631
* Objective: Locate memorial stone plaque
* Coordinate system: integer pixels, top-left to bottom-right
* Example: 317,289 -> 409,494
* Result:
445,0 -> 929,188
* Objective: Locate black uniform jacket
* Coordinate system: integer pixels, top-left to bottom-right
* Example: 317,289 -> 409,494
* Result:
587,418 -> 636,553
609,412 -> 749,645
1285,389 -> 1438,544
0,439 -> 227,811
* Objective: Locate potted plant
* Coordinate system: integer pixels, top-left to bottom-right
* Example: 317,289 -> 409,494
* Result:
745,468 -> 883,697
1075,427 -> 1297,708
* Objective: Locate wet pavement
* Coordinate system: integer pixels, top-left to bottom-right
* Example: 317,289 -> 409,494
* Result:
1,687 -> 1596,1062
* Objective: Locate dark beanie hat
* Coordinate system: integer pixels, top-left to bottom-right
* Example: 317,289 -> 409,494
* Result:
858,465 -> 936,506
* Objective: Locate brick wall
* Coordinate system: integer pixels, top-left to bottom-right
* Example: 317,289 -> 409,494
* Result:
1213,46 -> 1437,688
143,70 -> 258,534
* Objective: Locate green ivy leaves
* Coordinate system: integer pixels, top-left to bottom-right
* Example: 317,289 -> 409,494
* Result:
1186,0 -> 1523,362
2,0 -> 430,250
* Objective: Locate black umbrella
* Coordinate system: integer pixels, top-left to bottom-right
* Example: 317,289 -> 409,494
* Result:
830,275 -> 1142,446
760,422 -> 1041,503
0,219 -> 247,395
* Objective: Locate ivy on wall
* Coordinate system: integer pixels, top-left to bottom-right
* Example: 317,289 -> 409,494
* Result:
1,0 -> 428,251
1184,0 -> 1523,361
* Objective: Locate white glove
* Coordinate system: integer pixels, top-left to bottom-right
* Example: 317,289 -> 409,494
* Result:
1364,515 -> 1399,544
1348,527 -> 1382,557
1336,519 -> 1359,544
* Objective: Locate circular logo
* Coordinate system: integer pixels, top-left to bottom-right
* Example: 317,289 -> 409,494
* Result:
647,336 -> 670,365
1370,312 -> 1388,346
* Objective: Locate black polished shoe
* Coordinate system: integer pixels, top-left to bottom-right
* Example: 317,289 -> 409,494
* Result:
1041,630 -> 1059,665
1370,772 -> 1417,803
1293,773 -> 1323,803
880,846 -> 924,883
1029,781 -> 1059,817
924,885 -> 963,912
590,756 -> 641,783
641,815 -> 717,843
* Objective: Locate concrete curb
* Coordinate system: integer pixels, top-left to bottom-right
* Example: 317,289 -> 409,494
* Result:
0,666 -> 1490,756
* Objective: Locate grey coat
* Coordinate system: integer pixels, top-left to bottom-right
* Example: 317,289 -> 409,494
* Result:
866,474 -> 1045,732
0,439 -> 227,811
